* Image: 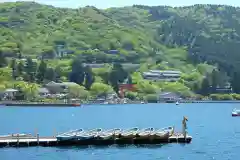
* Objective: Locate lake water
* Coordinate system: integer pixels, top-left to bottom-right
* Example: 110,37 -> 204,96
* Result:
0,103 -> 240,160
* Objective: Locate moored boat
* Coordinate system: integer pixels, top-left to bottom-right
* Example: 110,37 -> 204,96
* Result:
232,108 -> 240,116
98,128 -> 121,140
56,129 -> 83,141
136,127 -> 154,139
150,126 -> 174,139
75,128 -> 102,140
120,127 -> 139,139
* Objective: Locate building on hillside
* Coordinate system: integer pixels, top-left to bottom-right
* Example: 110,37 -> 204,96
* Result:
142,70 -> 181,82
83,63 -> 106,68
38,87 -> 50,97
45,81 -> 78,94
0,88 -> 19,100
106,50 -> 119,54
158,92 -> 181,102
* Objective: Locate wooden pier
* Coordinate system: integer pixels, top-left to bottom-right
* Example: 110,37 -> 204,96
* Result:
0,117 -> 192,148
0,134 -> 192,148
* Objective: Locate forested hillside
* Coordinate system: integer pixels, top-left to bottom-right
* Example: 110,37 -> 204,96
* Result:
1,2 -> 240,100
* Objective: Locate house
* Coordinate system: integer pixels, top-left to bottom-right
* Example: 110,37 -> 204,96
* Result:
142,70 -> 181,81
38,88 -> 50,97
83,63 -> 105,68
1,88 -> 19,100
45,81 -> 79,94
158,92 -> 181,102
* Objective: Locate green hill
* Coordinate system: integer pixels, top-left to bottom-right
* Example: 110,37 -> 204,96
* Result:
1,2 -> 240,100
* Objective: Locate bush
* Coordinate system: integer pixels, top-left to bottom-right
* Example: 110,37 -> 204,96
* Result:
144,94 -> 158,103
125,91 -> 138,100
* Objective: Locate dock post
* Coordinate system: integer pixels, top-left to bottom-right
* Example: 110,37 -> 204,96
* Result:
37,133 -> 39,145
182,116 -> 188,140
53,128 -> 56,137
17,134 -> 19,146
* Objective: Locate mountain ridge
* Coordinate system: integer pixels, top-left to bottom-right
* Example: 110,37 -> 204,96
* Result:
1,1 -> 240,98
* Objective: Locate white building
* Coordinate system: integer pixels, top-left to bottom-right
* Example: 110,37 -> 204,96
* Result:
142,70 -> 181,81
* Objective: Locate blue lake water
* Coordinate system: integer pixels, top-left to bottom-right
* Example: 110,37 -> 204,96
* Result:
0,103 -> 240,160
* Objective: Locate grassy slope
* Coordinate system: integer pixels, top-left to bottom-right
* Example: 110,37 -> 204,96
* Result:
0,2 -> 220,97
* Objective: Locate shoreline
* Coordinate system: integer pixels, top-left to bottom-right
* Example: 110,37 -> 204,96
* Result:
1,100 -> 240,107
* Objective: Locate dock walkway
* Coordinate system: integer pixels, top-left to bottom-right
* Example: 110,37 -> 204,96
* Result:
0,134 -> 192,148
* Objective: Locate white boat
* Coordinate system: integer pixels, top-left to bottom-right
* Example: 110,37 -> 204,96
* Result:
176,101 -> 179,105
150,126 -> 174,139
120,127 -> 139,139
75,128 -> 102,140
232,108 -> 240,116
98,128 -> 122,140
103,101 -> 109,104
141,101 -> 144,104
136,127 -> 154,139
56,129 -> 83,141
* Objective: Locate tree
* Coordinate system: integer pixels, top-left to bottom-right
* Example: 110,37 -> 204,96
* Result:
199,77 -> 211,96
90,82 -> 113,97
68,85 -> 89,99
84,66 -> 95,90
69,58 -> 85,85
24,57 -> 37,82
36,60 -> 47,83
109,63 -> 128,94
211,69 -> 220,93
45,68 -> 56,81
54,66 -> 62,82
136,80 -> 157,94
17,61 -> 24,76
10,58 -> 17,79
231,71 -> 240,93
0,50 -> 7,68
13,81 -> 39,100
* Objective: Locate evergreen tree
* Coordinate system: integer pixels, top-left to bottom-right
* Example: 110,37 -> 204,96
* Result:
54,66 -> 62,82
69,58 -> 85,85
211,69 -> 220,93
231,71 -> 240,93
84,66 -> 95,90
0,50 -> 7,68
199,76 -> 211,96
109,63 -> 128,94
10,58 -> 17,79
36,60 -> 47,83
45,68 -> 56,81
24,57 -> 37,82
17,61 -> 24,76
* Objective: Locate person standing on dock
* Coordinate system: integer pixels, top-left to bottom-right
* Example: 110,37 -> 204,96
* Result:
182,116 -> 188,138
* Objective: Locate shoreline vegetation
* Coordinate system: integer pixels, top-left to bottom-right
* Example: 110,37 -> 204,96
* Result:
1,2 -> 240,103
2,98 -> 240,106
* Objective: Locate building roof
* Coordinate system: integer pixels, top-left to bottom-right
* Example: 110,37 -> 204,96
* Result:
5,88 -> 18,92
149,70 -> 181,74
158,92 -> 180,98
143,72 -> 160,76
46,81 -> 78,86
38,88 -> 49,93
61,82 -> 78,86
